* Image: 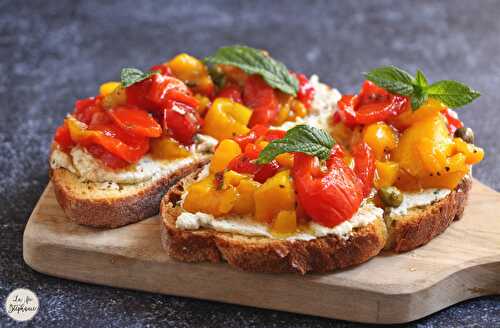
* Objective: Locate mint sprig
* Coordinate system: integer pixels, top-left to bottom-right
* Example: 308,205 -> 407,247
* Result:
256,125 -> 334,164
205,45 -> 299,96
364,66 -> 415,96
364,65 -> 480,110
426,80 -> 481,109
120,68 -> 159,88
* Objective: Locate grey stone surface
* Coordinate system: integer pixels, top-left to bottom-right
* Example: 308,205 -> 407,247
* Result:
0,0 -> 499,326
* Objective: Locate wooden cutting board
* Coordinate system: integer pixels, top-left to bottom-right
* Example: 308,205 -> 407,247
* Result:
23,180 -> 500,324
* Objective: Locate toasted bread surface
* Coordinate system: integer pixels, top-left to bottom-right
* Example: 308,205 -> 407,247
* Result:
52,156 -> 210,228
384,176 -> 472,252
160,168 -> 473,273
160,170 -> 388,274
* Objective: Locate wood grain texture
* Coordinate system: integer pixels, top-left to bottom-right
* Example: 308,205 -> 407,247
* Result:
23,180 -> 500,324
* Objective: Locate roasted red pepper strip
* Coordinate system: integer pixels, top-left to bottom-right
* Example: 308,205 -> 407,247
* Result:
338,94 -> 408,126
85,123 -> 150,163
227,141 -> 280,183
166,89 -> 199,108
126,78 -> 154,111
253,160 -> 280,183
264,129 -> 286,141
216,83 -> 242,103
227,154 -> 259,175
108,105 -> 162,138
357,80 -> 390,106
85,144 -> 130,169
351,141 -> 376,197
337,95 -> 359,126
337,80 -> 408,126
244,75 -> 280,127
292,152 -> 364,227
294,72 -> 315,109
232,124 -> 269,150
66,116 -> 149,164
355,96 -> 408,125
162,100 -> 201,145
149,64 -> 172,76
147,74 -> 190,109
74,97 -> 103,125
54,123 -> 75,152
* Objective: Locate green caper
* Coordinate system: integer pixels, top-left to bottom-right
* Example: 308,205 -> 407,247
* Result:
454,127 -> 474,144
378,186 -> 403,208
208,65 -> 226,88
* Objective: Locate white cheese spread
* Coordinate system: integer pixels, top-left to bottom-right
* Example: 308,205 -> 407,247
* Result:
277,75 -> 341,132
50,134 -> 217,184
50,149 -> 78,175
389,189 -> 451,217
306,74 -> 341,132
176,202 -> 383,241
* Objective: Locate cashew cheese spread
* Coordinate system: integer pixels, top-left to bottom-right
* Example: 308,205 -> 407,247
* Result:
175,202 -> 383,241
278,75 -> 341,132
389,188 -> 451,217
50,134 -> 217,185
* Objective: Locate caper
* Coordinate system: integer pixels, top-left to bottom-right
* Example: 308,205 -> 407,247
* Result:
208,65 -> 226,88
454,127 -> 475,144
378,186 -> 403,208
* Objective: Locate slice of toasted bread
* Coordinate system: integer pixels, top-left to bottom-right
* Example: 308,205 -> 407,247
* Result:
160,169 -> 388,274
52,156 -> 210,228
384,176 -> 472,252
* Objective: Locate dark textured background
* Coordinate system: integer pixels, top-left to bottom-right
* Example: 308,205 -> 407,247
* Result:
1,0 -> 499,327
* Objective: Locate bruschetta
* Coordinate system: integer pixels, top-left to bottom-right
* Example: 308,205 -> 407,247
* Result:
50,46 -> 333,228
160,66 -> 484,273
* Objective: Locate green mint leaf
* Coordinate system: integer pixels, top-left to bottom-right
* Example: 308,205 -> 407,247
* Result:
364,65 -> 480,111
410,91 -> 428,111
426,80 -> 481,108
257,125 -> 334,164
121,68 -> 158,88
415,69 -> 428,88
204,45 -> 299,95
364,65 -> 415,96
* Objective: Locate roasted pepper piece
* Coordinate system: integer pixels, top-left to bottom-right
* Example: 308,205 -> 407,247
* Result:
202,98 -> 251,140
66,115 -> 149,164
102,84 -> 127,109
392,114 -> 453,179
390,98 -> 446,129
222,170 -> 247,187
108,105 -> 162,138
210,139 -> 242,173
374,160 -> 399,189
183,175 -> 238,217
54,122 -> 75,152
362,122 -> 398,160
232,178 -> 261,215
150,136 -> 191,160
276,153 -> 294,168
453,138 -> 485,165
167,53 -> 214,96
254,170 -> 295,223
420,171 -> 468,189
271,210 -> 297,235
99,81 -> 120,96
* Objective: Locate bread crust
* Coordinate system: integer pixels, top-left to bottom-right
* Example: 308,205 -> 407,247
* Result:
51,158 -> 209,228
160,170 -> 388,274
385,176 -> 472,252
160,169 -> 473,273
